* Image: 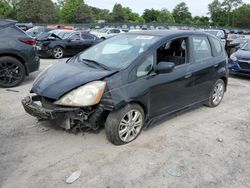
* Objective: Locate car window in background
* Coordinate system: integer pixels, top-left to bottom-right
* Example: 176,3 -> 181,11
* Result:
137,55 -> 154,77
241,42 -> 250,51
211,37 -> 222,55
192,36 -> 212,62
99,28 -> 108,33
82,34 -> 95,40
79,35 -> 160,69
69,33 -> 80,40
57,31 -> 74,39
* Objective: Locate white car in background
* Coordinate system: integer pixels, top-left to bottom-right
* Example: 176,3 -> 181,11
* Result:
204,29 -> 227,47
91,28 -> 124,40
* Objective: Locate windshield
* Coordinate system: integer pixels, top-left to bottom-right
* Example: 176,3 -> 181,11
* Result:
241,42 -> 250,51
79,34 -> 160,69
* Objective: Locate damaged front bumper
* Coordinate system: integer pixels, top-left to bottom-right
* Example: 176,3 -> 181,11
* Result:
22,96 -> 107,130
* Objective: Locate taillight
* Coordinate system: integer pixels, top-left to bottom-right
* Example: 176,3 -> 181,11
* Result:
19,38 -> 36,46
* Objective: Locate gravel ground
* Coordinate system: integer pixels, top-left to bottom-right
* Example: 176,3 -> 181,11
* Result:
0,58 -> 250,188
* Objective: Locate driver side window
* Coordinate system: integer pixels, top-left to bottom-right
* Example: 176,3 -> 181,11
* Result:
137,55 -> 154,77
69,34 -> 81,40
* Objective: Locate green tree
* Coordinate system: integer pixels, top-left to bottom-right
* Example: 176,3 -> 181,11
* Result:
208,0 -> 227,26
60,0 -> 84,23
16,0 -> 58,23
0,0 -> 12,18
4,0 -> 19,19
157,9 -> 175,23
172,2 -> 192,24
192,16 -> 210,26
74,4 -> 94,23
233,4 -> 250,28
91,7 -> 112,22
122,7 -> 144,23
112,3 -> 126,22
222,0 -> 243,26
142,9 -> 160,23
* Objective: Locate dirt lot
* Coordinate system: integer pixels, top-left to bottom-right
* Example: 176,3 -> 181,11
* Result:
0,58 -> 250,188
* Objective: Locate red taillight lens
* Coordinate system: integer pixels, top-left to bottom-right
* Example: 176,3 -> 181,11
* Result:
19,38 -> 36,46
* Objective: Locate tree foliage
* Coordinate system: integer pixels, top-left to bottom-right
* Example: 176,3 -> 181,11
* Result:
15,0 -> 58,23
142,9 -> 160,23
74,4 -> 94,23
60,0 -> 84,23
157,9 -> 175,24
233,4 -> 250,28
112,3 -> 126,22
0,0 -> 11,18
1,0 -> 250,28
172,2 -> 192,24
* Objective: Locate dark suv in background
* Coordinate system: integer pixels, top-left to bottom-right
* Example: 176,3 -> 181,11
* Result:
0,19 -> 40,88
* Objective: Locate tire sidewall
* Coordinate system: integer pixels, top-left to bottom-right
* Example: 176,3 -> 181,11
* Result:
105,104 -> 145,145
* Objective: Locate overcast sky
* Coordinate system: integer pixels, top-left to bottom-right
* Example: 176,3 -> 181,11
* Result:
84,0 -> 250,16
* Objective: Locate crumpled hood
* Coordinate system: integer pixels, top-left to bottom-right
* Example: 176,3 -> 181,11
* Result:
37,33 -> 61,41
32,58 -> 117,99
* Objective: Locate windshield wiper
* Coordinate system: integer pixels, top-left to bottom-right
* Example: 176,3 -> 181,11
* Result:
81,58 -> 111,70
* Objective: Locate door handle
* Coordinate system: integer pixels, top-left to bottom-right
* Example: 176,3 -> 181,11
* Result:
185,72 -> 192,79
214,63 -> 219,67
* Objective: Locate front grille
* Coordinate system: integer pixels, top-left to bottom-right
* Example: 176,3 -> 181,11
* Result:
238,60 -> 250,70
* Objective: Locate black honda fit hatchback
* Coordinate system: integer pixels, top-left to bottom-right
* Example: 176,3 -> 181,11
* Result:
22,31 -> 228,145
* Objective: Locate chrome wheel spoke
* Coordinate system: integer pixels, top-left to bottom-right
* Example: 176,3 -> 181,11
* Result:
119,109 -> 143,143
212,82 -> 224,105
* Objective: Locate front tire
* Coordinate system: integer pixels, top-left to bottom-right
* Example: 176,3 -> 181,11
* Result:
52,46 -> 64,59
105,104 -> 145,145
206,79 -> 225,107
0,56 -> 25,88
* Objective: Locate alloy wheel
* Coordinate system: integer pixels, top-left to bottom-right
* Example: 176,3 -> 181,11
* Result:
0,61 -> 23,86
212,82 -> 224,105
119,109 -> 143,142
53,47 -> 63,59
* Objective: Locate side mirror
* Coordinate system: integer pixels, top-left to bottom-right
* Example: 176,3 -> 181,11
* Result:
67,39 -> 72,42
156,62 -> 175,74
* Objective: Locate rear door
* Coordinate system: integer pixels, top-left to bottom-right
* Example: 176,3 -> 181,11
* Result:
189,35 -> 218,101
65,33 -> 83,54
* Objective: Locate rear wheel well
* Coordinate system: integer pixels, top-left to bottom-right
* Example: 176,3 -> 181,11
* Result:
220,76 -> 228,90
0,54 -> 27,75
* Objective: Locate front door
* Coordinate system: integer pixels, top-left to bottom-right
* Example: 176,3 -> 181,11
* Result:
140,37 -> 195,118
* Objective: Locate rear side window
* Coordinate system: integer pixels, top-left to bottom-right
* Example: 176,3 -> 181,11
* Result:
210,37 -> 222,55
192,36 -> 212,62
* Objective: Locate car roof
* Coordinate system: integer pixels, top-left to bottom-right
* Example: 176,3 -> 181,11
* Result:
127,30 -> 206,37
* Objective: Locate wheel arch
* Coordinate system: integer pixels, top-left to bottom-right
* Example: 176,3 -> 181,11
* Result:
220,76 -> 228,91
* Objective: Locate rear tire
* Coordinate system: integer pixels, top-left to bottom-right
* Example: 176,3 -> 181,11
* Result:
105,104 -> 145,145
205,79 -> 225,107
52,46 -> 64,59
0,56 -> 25,88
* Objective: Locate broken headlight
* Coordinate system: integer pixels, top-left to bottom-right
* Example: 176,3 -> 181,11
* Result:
54,81 -> 106,107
